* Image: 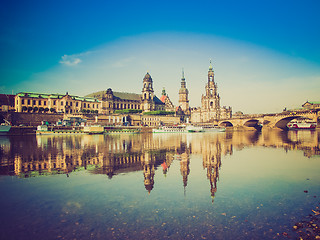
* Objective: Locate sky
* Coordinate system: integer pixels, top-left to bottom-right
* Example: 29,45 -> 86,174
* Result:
0,0 -> 319,114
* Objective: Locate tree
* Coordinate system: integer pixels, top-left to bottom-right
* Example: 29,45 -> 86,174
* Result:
27,106 -> 33,112
39,107 -> 44,113
33,107 -> 38,112
44,108 -> 49,113
50,108 -> 56,113
22,106 -> 28,112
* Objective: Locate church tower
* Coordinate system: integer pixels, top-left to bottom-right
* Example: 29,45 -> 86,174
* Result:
179,69 -> 189,112
201,60 -> 221,119
141,72 -> 154,112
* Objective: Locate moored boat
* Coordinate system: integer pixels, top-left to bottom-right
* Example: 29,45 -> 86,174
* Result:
202,126 -> 226,132
152,126 -> 187,133
0,120 -> 12,135
287,120 -> 317,130
185,125 -> 204,132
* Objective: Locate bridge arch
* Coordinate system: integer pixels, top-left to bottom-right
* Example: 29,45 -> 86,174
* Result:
244,119 -> 260,127
274,116 -> 303,129
219,121 -> 233,127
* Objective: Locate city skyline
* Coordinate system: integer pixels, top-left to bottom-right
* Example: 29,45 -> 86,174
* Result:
1,0 -> 319,114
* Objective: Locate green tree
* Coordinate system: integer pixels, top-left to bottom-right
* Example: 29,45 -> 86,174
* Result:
50,108 -> 56,113
22,106 -> 28,112
27,106 -> 33,112
39,107 -> 44,112
33,107 -> 38,112
44,108 -> 49,113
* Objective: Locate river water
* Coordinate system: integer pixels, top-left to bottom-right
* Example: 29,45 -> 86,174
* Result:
0,130 -> 319,239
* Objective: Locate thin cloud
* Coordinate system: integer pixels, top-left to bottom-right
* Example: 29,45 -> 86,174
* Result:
59,54 -> 82,66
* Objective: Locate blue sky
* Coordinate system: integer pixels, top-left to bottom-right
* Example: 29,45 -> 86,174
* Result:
1,0 -> 319,113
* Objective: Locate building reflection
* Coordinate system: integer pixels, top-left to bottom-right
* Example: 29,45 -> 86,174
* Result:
0,130 -> 319,199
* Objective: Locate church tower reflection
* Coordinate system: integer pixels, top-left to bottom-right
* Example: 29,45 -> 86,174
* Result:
141,152 -> 155,194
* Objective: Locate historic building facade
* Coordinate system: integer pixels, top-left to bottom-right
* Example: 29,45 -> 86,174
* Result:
15,92 -> 100,114
160,88 -> 175,112
86,72 -> 165,114
191,62 -> 232,123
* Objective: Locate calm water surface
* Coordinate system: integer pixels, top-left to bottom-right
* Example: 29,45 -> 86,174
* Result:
0,130 -> 319,239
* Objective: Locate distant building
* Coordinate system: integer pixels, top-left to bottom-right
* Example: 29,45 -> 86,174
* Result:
191,61 -> 232,123
0,94 -> 15,112
86,72 -> 165,114
302,101 -> 320,110
15,92 -> 99,114
160,88 -> 175,112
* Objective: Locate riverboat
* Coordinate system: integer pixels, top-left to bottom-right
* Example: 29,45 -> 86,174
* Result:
152,126 -> 187,133
202,126 -> 226,132
36,125 -> 84,135
287,120 -> 317,130
185,125 -> 204,132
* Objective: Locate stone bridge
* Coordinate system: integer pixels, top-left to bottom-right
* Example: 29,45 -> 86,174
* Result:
215,110 -> 319,130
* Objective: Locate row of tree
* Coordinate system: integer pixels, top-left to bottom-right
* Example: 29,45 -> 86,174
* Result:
21,106 -> 98,114
22,106 -> 55,113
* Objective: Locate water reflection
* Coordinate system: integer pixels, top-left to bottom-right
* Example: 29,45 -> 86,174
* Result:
1,130 -> 319,192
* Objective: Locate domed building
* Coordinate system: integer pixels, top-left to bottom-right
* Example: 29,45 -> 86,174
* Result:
86,72 -> 165,114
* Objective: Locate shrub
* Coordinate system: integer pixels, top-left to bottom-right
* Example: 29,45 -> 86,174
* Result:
115,109 -> 143,114
143,111 -> 175,115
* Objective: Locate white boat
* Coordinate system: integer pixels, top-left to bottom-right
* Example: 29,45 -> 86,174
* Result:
202,126 -> 226,132
152,126 -> 187,133
185,125 -> 204,132
287,119 -> 317,130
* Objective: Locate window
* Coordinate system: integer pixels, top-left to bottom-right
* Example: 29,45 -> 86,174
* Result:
76,102 -> 78,107
28,99 -> 30,105
70,102 -> 72,106
53,100 -> 56,105
61,102 -> 63,106
44,101 -> 46,106
38,100 -> 41,105
88,104 -> 90,108
84,103 -> 86,108
33,100 -> 36,105
22,99 -> 25,104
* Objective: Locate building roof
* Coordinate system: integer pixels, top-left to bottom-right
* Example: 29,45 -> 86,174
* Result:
85,90 -> 141,101
16,92 -> 99,102
160,95 -> 167,103
153,96 -> 165,105
86,90 -> 164,105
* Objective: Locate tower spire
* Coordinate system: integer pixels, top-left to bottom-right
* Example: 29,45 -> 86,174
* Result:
209,59 -> 213,71
182,68 -> 185,79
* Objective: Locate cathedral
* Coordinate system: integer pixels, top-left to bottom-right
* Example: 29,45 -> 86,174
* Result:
190,61 -> 232,123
